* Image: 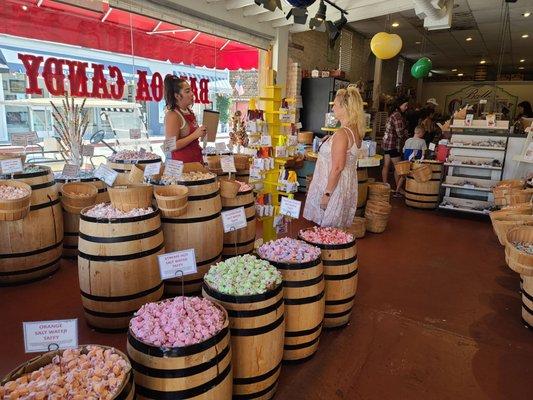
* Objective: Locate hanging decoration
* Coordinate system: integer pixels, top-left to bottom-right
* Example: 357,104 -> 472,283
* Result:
370,32 -> 403,60
411,57 -> 433,79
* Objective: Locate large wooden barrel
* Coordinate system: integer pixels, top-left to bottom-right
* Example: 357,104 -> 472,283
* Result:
127,303 -> 232,400
522,275 -> 532,329
0,166 -> 63,285
55,175 -> 109,203
107,157 -> 162,173
78,207 -> 164,331
263,256 -> 325,362
221,188 -> 256,258
202,283 -> 284,400
357,168 -> 368,215
161,175 -> 223,296
405,160 -> 443,209
299,234 -> 358,329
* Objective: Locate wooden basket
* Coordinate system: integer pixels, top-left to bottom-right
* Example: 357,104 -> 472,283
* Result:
60,182 -> 98,214
220,178 -> 240,199
493,179 -> 524,207
508,188 -> 533,205
298,131 -> 314,144
108,184 -> 153,211
394,161 -> 411,176
234,154 -> 251,171
154,185 -> 188,217
365,200 -> 392,233
0,152 -> 26,164
505,225 -> 533,276
490,204 -> 533,228
349,216 -> 366,238
493,214 -> 533,246
412,163 -> 432,183
368,182 -> 391,203
206,155 -> 221,171
0,180 -> 31,221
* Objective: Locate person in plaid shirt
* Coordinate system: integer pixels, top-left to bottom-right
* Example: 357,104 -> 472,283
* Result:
382,97 -> 409,196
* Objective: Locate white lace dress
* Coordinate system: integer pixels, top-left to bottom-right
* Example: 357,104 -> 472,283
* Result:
303,127 -> 359,228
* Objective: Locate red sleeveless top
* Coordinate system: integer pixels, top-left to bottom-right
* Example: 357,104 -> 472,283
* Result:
170,109 -> 203,163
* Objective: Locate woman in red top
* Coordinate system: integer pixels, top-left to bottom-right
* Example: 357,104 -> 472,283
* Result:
163,75 -> 206,163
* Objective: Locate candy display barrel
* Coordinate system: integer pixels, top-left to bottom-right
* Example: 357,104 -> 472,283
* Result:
202,283 -> 284,400
107,157 -> 162,173
356,168 -> 368,215
299,233 -> 358,329
0,166 -> 63,285
522,275 -> 532,328
55,175 -> 109,203
236,169 -> 250,183
262,256 -> 325,362
221,188 -> 256,258
62,212 -> 80,259
127,304 -> 232,400
160,175 -> 223,295
78,208 -> 164,331
405,160 -> 443,209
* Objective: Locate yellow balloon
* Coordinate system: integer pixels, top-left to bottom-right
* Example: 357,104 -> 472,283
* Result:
370,32 -> 403,60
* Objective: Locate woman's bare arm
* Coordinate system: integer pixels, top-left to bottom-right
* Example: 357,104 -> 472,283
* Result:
164,113 -> 201,150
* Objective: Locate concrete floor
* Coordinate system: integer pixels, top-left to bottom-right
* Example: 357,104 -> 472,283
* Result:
0,198 -> 531,399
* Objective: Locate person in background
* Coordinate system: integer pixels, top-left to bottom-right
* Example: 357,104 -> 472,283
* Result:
304,85 -> 364,228
419,107 -> 439,146
515,101 -> 533,120
426,98 -> 439,112
163,75 -> 206,163
382,96 -> 409,196
405,102 -> 422,136
395,125 -> 428,196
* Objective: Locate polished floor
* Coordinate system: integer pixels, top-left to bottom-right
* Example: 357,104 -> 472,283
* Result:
1,199 -> 532,399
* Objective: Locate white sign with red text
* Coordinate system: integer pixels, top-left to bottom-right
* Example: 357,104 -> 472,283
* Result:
23,319 -> 78,353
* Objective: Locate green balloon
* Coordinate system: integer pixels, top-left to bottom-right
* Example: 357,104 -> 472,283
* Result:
411,57 -> 433,79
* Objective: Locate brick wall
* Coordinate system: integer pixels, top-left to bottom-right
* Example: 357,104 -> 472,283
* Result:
228,70 -> 259,100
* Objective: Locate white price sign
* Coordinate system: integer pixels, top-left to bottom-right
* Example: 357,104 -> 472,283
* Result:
250,167 -> 262,180
428,143 -> 436,151
1,158 -> 23,174
82,144 -> 95,156
94,164 -> 118,186
164,160 -> 183,178
215,142 -> 227,152
23,319 -> 78,353
260,135 -> 272,146
280,197 -> 302,219
221,207 -> 247,233
143,161 -> 161,177
162,137 -> 177,153
296,122 -> 303,129
129,128 -> 142,139
220,155 -> 236,173
158,249 -> 197,280
61,163 -> 80,178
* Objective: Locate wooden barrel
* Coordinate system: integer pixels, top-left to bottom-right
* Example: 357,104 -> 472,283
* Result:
127,303 -> 232,400
405,160 -> 443,209
357,168 -> 368,215
62,211 -> 80,259
299,235 -> 358,329
78,208 -> 164,331
107,157 -> 162,173
522,275 -> 532,329
262,256 -> 325,362
221,188 -> 256,258
202,283 -> 284,400
160,175 -> 223,296
55,175 -> 109,203
0,166 -> 63,285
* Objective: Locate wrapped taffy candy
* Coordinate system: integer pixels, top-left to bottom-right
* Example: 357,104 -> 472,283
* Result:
299,227 -> 354,245
257,237 -> 321,264
83,203 -> 153,219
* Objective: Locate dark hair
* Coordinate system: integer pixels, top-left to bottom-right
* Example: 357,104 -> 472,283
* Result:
518,101 -> 533,117
164,75 -> 187,111
394,96 -> 409,112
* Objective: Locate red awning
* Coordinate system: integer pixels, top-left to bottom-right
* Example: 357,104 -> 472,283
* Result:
1,0 -> 259,70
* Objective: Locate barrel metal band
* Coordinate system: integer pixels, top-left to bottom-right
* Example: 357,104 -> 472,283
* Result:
284,335 -> 320,350
203,282 -> 283,304
300,236 -> 356,250
63,244 -> 78,250
165,277 -> 204,287
0,256 -> 60,276
522,300 -> 533,316
283,274 -> 323,288
522,289 -> 533,302
230,314 -> 284,337
233,361 -> 281,385
0,241 -> 62,259
521,317 -> 533,329
237,189 -> 253,196
79,226 -> 162,244
325,295 -> 356,306
325,308 -> 353,318
2,169 -> 49,179
223,237 -> 255,248
233,379 -> 278,400
225,297 -> 284,318
30,180 -> 56,190
324,269 -> 358,281
113,158 -> 161,165
30,197 -> 61,211
64,232 -> 79,237
178,177 -> 217,186
83,307 -> 136,318
284,291 -> 325,306
188,190 -> 219,201
80,209 -> 160,224
81,281 -> 163,302
268,257 -> 322,270
222,201 -> 254,211
404,189 -> 439,198
78,242 -> 164,262
285,321 -> 322,337
162,211 -> 221,224
322,255 -> 358,266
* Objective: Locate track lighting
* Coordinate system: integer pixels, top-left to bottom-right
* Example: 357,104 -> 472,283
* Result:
309,0 -> 327,31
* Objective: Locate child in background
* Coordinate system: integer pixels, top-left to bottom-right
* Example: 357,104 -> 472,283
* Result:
394,126 -> 428,198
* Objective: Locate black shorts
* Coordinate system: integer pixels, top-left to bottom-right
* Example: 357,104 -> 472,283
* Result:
383,149 -> 401,158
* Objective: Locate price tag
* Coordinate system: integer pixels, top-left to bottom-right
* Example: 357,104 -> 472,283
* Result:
463,184 -> 475,189
23,319 -> 78,353
158,249 -> 197,280
139,147 -> 147,158
164,160 -> 183,178
129,128 -> 142,139
11,133 -> 28,147
260,135 -> 272,146
279,113 -> 292,123
94,164 -> 118,186
143,161 -> 161,177
162,137 -> 177,153
82,144 -> 95,156
221,207 -> 247,233
280,197 -> 302,219
220,155 -> 236,173
296,122 -> 303,129
61,163 -> 80,178
246,121 -> 257,132
479,99 -> 488,104
0,158 -> 23,174
275,146 -> 288,158
250,167 -> 262,180
215,142 -> 227,152
428,143 -> 436,151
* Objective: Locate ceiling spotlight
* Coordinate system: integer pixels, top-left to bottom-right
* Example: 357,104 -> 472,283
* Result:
21,5 -> 28,11
451,68 -> 458,72
523,12 -> 531,17
457,73 -> 464,76
466,37 -> 472,41
309,0 -> 327,31
520,59 -> 525,63
286,7 -> 308,24
522,34 -> 529,38
254,0 -> 282,12
326,14 -> 348,44
392,22 -> 400,28
519,66 -> 525,70
415,41 -> 421,44
480,60 -> 486,64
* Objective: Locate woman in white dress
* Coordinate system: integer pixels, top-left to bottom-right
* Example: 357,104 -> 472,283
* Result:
303,85 -> 364,228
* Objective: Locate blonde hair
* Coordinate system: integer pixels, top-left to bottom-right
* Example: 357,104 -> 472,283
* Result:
335,85 -> 365,142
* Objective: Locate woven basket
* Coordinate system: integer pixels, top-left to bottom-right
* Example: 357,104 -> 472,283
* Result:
298,131 -> 314,144
206,155 -> 221,171
505,225 -> 533,276
108,184 -> 153,211
493,180 -> 524,207
493,214 -> 533,246
348,217 -> 366,238
364,200 -> 392,233
0,180 -> 31,221
394,161 -> 411,176
234,154 -> 251,171
60,182 -> 98,214
508,188 -> 533,205
219,178 -> 240,198
412,163 -> 432,183
368,182 -> 391,203
154,185 -> 188,217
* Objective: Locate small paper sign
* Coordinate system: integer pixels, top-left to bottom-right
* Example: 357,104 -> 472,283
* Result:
463,184 -> 475,189
429,143 -> 436,151
143,161 -> 161,177
139,147 -> 147,158
94,164 -> 118,186
296,122 -> 303,129
1,158 -> 23,174
23,319 -> 78,353
220,155 -> 236,173
250,167 -> 262,180
221,207 -> 247,233
44,138 -> 60,152
129,128 -> 142,139
82,144 -> 95,156
275,146 -> 288,158
280,197 -> 301,219
164,160 -> 184,178
246,121 -> 257,132
11,133 -> 28,147
215,142 -> 227,152
158,249 -> 197,280
61,163 -> 80,178
162,137 -> 177,153
280,113 -> 292,123
260,135 -> 272,146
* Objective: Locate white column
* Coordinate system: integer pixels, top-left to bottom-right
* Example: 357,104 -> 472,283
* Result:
272,26 -> 289,95
372,57 -> 382,111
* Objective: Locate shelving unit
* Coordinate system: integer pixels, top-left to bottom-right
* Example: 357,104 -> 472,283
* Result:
439,119 -> 510,214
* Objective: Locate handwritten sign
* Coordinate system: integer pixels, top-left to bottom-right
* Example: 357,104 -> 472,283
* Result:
61,163 -> 80,178
164,160 -> 183,178
260,135 -> 272,147
158,249 -> 197,280
23,319 -> 78,353
162,137 -> 177,153
143,161 -> 161,177
220,155 -> 236,173
129,128 -> 142,139
280,197 -> 302,219
221,207 -> 247,233
0,158 -> 23,174
94,164 -> 118,186
82,144 -> 95,156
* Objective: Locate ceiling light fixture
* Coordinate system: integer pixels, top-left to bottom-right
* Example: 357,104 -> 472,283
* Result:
523,12 -> 531,17
520,59 -> 525,63
480,60 -> 486,64
457,73 -> 464,76
466,37 -> 472,41
326,14 -> 348,44
286,7 -> 308,25
254,0 -> 281,12
309,0 -> 327,31
415,41 -> 421,44
451,68 -> 458,72
21,5 -> 28,10
392,22 -> 400,28
519,66 -> 525,70
522,34 -> 529,38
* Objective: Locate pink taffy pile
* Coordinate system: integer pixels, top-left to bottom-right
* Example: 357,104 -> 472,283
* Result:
299,227 -> 354,245
83,203 -> 153,219
257,237 -> 321,264
0,185 -> 29,200
108,150 -> 159,161
236,180 -> 253,192
0,346 -> 130,399
130,297 -> 225,348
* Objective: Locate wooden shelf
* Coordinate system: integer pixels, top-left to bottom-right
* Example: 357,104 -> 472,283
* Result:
444,162 -> 502,171
442,183 -> 492,192
448,145 -> 506,151
513,155 -> 533,164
